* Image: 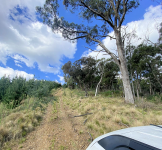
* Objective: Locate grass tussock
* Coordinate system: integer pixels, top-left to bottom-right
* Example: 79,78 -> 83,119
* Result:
62,88 -> 162,139
0,95 -> 56,149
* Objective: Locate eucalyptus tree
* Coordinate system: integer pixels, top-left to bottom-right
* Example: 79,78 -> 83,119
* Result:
61,61 -> 81,89
37,0 -> 140,103
79,56 -> 96,90
126,45 -> 136,99
102,60 -> 119,90
159,23 -> 162,44
130,44 -> 162,95
62,57 -> 96,95
95,58 -> 106,96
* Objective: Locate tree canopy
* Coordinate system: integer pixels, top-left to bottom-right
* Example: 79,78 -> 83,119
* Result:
36,0 -> 139,65
62,56 -> 120,96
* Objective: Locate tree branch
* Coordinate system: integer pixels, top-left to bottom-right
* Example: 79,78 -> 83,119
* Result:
145,35 -> 162,52
88,35 -> 120,66
73,113 -> 93,118
69,35 -> 87,40
80,0 -> 114,28
85,46 -> 105,52
118,0 -> 128,27
108,0 -> 118,27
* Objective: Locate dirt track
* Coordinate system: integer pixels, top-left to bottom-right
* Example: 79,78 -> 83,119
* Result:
12,89 -> 90,150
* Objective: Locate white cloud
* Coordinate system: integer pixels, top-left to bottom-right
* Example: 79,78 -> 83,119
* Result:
57,75 -> 64,85
82,48 -> 113,60
0,0 -> 77,74
0,67 -> 34,80
55,80 -> 59,83
83,5 -> 162,59
15,62 -> 23,68
0,43 -> 11,65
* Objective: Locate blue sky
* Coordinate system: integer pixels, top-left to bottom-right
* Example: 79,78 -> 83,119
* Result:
0,0 -> 162,84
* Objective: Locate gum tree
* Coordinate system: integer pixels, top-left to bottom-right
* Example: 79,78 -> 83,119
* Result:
37,0 -> 140,104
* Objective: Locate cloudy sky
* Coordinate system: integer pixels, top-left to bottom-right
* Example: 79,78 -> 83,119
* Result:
0,0 -> 162,84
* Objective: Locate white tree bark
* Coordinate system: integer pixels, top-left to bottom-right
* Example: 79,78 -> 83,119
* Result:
95,71 -> 104,97
88,29 -> 134,104
115,30 -> 134,104
131,71 -> 135,100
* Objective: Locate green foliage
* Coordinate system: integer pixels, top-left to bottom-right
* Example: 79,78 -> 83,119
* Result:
102,91 -> 113,97
36,0 -> 139,44
146,94 -> 162,103
62,56 -> 97,94
62,57 -> 120,95
158,22 -> 162,43
101,90 -> 123,97
0,76 -> 61,108
126,44 -> 162,97
113,90 -> 123,97
62,84 -> 68,88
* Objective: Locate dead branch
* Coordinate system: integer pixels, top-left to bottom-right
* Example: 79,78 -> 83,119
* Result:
83,119 -> 88,125
119,122 -> 129,128
85,46 -> 105,52
73,113 -> 93,118
88,132 -> 93,142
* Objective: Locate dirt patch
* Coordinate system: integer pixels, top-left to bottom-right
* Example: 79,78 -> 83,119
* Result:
11,89 -> 90,150
50,90 -> 90,150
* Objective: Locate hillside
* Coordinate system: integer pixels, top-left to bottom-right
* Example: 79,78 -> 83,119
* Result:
61,88 -> 162,140
1,88 -> 162,149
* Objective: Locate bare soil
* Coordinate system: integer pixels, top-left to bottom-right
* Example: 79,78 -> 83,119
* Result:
12,89 -> 90,150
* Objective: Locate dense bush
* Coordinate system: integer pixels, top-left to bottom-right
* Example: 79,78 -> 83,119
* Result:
0,76 -> 61,108
146,94 -> 162,103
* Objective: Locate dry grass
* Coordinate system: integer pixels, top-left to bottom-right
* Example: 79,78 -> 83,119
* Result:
62,88 -> 162,139
0,110 -> 42,148
0,95 -> 54,149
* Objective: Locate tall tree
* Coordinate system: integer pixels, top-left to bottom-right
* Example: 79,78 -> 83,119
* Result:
95,58 -> 106,96
130,44 -> 162,95
62,57 -> 96,96
37,0 -> 140,103
159,22 -> 162,45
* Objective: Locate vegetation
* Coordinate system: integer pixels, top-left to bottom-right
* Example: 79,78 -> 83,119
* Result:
36,0 -> 142,103
0,76 -> 61,149
0,76 -> 61,108
62,57 -> 119,96
61,43 -> 162,101
0,0 -> 162,148
62,88 -> 162,139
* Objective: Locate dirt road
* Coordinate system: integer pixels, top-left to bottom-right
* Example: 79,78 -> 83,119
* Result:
12,89 -> 90,150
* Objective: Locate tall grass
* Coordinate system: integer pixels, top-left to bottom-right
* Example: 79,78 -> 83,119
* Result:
0,92 -> 56,149
62,88 -> 162,139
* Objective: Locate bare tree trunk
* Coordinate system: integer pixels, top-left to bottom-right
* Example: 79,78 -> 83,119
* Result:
84,84 -> 88,97
95,71 -> 104,97
136,81 -> 139,101
136,73 -> 139,100
115,30 -> 134,104
131,71 -> 135,101
139,73 -> 142,93
150,80 -> 152,95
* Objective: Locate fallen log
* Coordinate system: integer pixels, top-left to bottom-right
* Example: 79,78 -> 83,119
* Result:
73,113 -> 93,118
88,132 -> 93,142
